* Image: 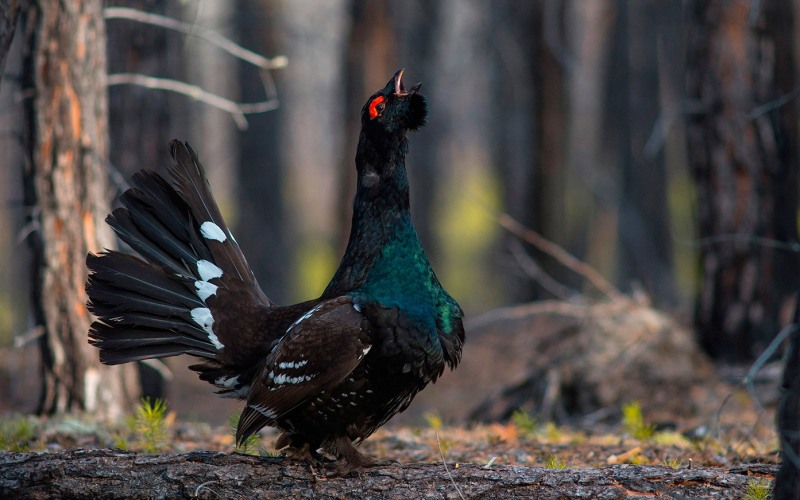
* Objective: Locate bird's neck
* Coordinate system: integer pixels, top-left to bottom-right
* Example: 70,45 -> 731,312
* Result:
323,132 -> 416,296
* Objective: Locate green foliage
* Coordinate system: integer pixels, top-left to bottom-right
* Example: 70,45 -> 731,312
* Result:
510,408 -> 537,438
621,401 -> 655,440
544,455 -> 567,469
743,478 -> 773,500
135,397 -> 169,453
228,412 -> 260,455
423,412 -> 443,431
0,416 -> 37,452
662,457 -> 683,470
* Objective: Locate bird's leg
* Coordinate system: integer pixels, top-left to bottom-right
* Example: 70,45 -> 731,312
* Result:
275,432 -> 326,463
326,436 -> 376,476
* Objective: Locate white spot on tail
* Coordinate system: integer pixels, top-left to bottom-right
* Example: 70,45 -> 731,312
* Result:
194,280 -> 218,302
278,360 -> 308,370
190,307 -> 224,349
200,221 -> 227,242
197,260 -> 223,282
215,375 -> 239,388
361,346 -> 372,357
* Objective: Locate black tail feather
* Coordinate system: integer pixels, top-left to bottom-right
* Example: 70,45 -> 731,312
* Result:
86,140 -> 275,389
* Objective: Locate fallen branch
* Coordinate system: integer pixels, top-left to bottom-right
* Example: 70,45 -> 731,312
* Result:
0,449 -> 776,499
498,213 -> 625,301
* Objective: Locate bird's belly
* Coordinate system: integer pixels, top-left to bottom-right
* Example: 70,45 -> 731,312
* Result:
280,359 -> 427,442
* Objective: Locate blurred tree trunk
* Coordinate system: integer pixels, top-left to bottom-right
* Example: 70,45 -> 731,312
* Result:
106,0 -> 181,180
0,0 -> 19,80
615,0 -> 676,305
686,1 -> 800,362
106,0 -> 184,400
529,0 -> 567,297
235,0 -> 289,303
340,0 -> 397,247
775,293 -> 800,497
21,0 -> 139,418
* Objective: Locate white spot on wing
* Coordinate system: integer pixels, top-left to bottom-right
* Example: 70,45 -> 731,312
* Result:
200,221 -> 227,242
288,303 -> 325,332
190,307 -> 224,349
272,372 -> 314,385
194,280 -> 218,302
197,260 -> 223,282
250,404 -> 278,420
278,360 -> 308,370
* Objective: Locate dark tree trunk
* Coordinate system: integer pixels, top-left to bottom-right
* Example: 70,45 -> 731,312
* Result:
340,0 -> 397,249
235,0 -> 289,303
529,1 -> 567,298
615,0 -> 676,305
106,0 -> 185,400
685,1 -> 800,362
21,0 -> 139,418
775,293 -> 800,497
0,0 -> 19,81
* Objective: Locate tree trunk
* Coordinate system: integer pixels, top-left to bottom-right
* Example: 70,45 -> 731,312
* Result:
615,0 -> 676,306
0,0 -> 19,80
21,0 -> 139,418
685,1 -> 800,362
235,0 -> 290,303
775,293 -> 800,497
0,449 -> 776,499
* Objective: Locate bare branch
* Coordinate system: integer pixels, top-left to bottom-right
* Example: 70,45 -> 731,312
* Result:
498,213 -> 625,301
104,7 -> 288,70
107,73 -> 279,130
104,7 -> 287,130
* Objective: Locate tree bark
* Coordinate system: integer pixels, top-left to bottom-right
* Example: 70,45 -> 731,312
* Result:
21,0 -> 139,418
0,449 -> 776,499
775,293 -> 800,497
0,0 -> 19,81
685,0 -> 800,362
615,0 -> 676,306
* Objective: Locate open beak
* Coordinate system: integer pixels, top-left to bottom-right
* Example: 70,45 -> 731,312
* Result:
393,68 -> 422,96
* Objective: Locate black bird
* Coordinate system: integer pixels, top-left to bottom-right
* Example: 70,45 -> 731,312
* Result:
86,69 -> 464,472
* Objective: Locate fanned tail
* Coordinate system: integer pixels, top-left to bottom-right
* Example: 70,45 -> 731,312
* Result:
86,141 -> 274,396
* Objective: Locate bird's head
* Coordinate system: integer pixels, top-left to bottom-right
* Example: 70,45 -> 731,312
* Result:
360,69 -> 427,136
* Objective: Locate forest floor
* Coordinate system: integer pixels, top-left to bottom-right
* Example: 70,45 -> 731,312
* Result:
0,398 -> 778,470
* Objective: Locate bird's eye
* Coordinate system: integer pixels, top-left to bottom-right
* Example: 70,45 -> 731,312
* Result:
369,96 -> 386,120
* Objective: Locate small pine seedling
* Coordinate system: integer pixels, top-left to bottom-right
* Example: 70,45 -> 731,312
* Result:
621,401 -> 655,440
662,457 -> 683,470
743,478 -> 773,500
229,412 -> 260,455
135,397 -> 169,453
510,408 -> 537,439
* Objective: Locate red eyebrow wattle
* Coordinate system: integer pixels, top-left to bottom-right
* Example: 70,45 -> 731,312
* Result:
368,96 -> 385,120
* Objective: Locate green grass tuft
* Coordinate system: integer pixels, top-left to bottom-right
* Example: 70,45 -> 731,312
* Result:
510,408 -> 537,438
0,416 -> 37,452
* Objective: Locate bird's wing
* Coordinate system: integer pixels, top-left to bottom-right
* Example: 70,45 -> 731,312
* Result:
236,296 -> 371,444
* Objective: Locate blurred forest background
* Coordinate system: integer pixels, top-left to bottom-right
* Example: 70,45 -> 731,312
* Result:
0,0 -> 799,431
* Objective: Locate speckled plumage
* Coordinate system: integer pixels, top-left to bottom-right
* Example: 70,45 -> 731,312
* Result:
86,69 -> 464,472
